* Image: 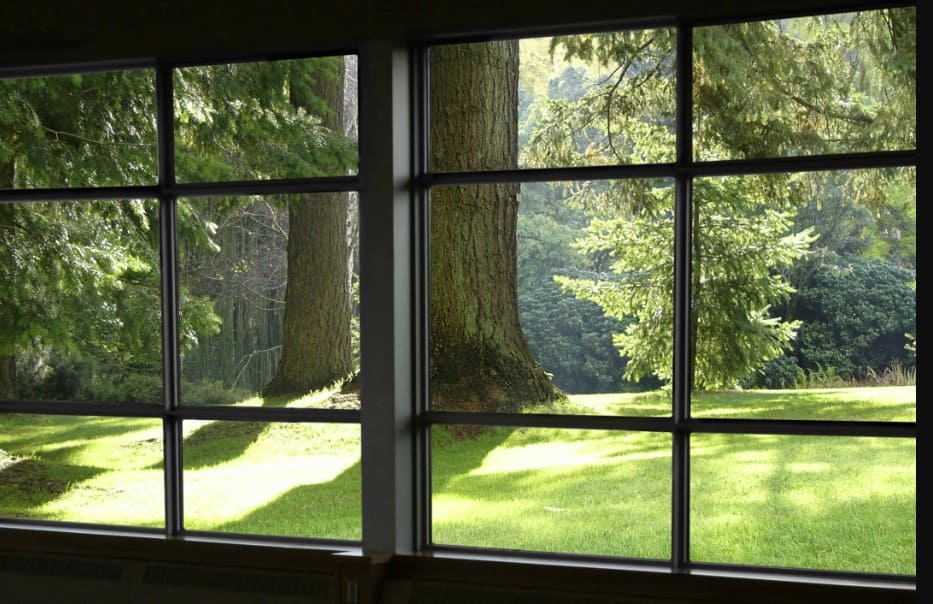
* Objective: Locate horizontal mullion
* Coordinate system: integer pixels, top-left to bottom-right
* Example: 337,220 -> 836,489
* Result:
683,418 -> 916,438
168,175 -> 359,198
421,164 -> 674,186
0,400 -> 362,424
173,405 -> 361,424
422,411 -> 672,432
420,149 -> 916,187
422,411 -> 915,438
0,176 -> 360,204
0,185 -> 160,203
686,149 -> 916,177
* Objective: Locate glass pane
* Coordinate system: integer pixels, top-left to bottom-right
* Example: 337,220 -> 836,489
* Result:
694,7 -> 916,160
0,69 -> 157,188
183,421 -> 360,540
690,168 -> 915,421
0,414 -> 163,527
430,29 -> 675,172
430,181 -> 674,415
178,193 -> 360,406
0,199 -> 162,403
691,434 -> 915,574
432,426 -> 670,558
174,55 -> 358,182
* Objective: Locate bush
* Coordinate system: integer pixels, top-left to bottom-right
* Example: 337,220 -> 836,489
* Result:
87,372 -> 164,404
792,257 -> 915,380
744,355 -> 805,389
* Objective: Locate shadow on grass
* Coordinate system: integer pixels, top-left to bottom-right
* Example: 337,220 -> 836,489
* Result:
0,414 -> 158,454
0,446 -> 105,512
172,393 -> 302,470
430,426 -> 516,492
210,460 -> 362,540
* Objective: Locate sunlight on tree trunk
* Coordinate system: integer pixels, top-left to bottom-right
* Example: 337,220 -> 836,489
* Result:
430,41 -> 560,412
263,58 -> 354,397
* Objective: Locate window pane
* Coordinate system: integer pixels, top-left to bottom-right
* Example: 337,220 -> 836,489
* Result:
178,193 -> 359,407
691,434 -> 915,574
430,29 -> 675,172
430,181 -> 674,415
183,420 -> 360,540
432,426 -> 670,558
690,168 -> 915,421
0,414 -> 163,527
1,199 -> 162,403
693,7 -> 916,160
174,55 -> 358,182
0,69 -> 157,188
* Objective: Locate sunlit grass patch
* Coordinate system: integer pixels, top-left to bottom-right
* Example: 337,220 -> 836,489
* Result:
0,386 -> 916,571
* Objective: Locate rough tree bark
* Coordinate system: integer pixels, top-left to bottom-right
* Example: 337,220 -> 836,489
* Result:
429,40 -> 560,412
263,59 -> 354,396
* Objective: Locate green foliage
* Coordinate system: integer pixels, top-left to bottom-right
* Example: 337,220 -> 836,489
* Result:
519,276 -> 629,393
0,70 -> 157,187
746,355 -> 806,390
2,57 -> 358,400
793,257 -> 915,380
557,177 -> 813,389
528,8 -> 914,389
524,29 -> 676,167
173,56 -> 357,182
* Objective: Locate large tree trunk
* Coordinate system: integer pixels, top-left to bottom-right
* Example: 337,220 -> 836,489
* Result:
263,59 -> 353,397
429,40 -> 559,412
0,160 -> 16,398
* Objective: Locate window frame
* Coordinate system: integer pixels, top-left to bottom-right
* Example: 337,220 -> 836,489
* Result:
0,51 -> 364,547
415,4 -> 917,582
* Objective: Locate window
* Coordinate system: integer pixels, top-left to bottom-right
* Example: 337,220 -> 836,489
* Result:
422,5 -> 915,576
1,55 -> 362,541
0,0 -> 917,594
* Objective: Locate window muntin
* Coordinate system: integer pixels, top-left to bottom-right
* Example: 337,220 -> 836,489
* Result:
691,434 -> 916,574
173,56 -> 359,182
0,69 -> 158,189
693,9 -> 916,160
182,420 -> 360,539
0,414 -> 164,526
1,199 -> 163,404
431,426 -> 671,558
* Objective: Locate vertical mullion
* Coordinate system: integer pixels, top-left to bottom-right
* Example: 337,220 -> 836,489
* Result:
156,62 -> 183,537
359,42 -> 416,554
413,43 -> 432,551
671,21 -> 693,572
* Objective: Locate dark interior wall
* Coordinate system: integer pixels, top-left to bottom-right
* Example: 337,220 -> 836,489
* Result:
0,0 -> 896,69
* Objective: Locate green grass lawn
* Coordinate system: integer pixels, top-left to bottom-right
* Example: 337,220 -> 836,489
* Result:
0,386 -> 915,575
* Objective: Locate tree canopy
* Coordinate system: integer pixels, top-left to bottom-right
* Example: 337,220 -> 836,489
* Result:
521,7 -> 915,390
